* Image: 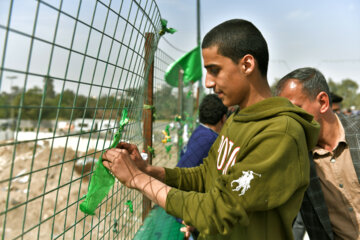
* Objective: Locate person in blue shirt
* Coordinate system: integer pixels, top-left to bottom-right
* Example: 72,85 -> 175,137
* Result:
177,94 -> 228,168
177,93 -> 228,239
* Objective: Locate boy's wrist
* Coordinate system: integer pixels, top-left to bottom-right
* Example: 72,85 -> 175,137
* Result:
129,171 -> 147,189
144,164 -> 153,175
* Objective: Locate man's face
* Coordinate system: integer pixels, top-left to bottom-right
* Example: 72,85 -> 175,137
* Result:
278,79 -> 321,122
202,46 -> 249,107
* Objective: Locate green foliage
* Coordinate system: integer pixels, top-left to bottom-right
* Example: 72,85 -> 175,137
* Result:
328,78 -> 360,109
155,85 -> 178,119
0,76 -> 194,122
270,78 -> 280,96
0,93 -> 10,118
9,76 -> 127,120
44,76 -> 56,98
13,86 -> 42,120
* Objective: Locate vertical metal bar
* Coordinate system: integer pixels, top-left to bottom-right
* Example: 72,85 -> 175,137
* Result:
196,0 -> 202,115
142,32 -> 154,221
196,85 -> 200,113
177,69 -> 184,161
196,0 -> 201,46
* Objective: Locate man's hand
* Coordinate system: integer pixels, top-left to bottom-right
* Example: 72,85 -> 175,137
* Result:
116,142 -> 149,172
102,148 -> 143,189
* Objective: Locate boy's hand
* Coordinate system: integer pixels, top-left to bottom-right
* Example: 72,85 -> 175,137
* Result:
116,142 -> 149,172
102,148 -> 143,189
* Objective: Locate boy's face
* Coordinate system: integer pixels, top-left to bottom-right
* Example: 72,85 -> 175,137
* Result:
202,46 -> 249,107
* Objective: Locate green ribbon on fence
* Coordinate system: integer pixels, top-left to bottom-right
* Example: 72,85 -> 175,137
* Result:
143,104 -> 154,110
79,109 -> 129,215
143,104 -> 157,120
187,90 -> 192,99
159,19 -> 176,36
125,200 -> 134,213
147,145 -> 156,158
161,124 -> 171,143
165,144 -> 172,153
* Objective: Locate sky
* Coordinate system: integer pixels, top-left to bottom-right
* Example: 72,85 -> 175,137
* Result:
0,0 -> 359,95
156,0 -> 360,89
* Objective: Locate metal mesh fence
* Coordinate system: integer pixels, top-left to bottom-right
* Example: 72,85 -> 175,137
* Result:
152,48 -> 179,166
0,0 -> 189,239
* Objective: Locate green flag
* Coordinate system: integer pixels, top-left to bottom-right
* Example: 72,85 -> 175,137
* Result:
165,46 -> 202,87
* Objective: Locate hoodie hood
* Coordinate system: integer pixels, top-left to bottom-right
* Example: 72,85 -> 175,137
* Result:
234,97 -> 320,149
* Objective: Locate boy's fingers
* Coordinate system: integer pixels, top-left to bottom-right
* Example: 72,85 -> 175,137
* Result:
104,148 -> 127,159
102,159 -> 111,169
116,142 -> 139,154
116,142 -> 133,150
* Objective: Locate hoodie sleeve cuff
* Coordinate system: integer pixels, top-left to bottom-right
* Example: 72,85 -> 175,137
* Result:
164,167 -> 180,187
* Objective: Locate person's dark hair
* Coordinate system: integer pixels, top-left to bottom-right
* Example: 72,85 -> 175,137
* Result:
199,94 -> 227,125
276,67 -> 332,105
330,92 -> 343,103
202,19 -> 269,76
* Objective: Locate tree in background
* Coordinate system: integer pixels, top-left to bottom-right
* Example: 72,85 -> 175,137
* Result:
1,76 -> 186,122
154,85 -> 177,120
0,93 -> 10,118
43,75 -> 55,99
270,78 -> 280,96
328,78 -> 360,110
13,86 -> 43,120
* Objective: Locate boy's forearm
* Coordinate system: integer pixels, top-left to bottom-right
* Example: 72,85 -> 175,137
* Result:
133,172 -> 171,208
144,165 -> 166,182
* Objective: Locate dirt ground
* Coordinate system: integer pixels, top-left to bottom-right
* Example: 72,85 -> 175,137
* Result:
0,137 -> 179,240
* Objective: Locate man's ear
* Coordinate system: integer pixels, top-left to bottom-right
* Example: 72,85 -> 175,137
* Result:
239,54 -> 255,74
317,91 -> 330,113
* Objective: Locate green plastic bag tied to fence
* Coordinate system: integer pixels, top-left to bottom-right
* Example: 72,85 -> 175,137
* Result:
79,109 -> 129,215
159,18 -> 176,36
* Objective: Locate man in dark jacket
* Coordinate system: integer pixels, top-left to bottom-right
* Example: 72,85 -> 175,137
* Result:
276,67 -> 360,240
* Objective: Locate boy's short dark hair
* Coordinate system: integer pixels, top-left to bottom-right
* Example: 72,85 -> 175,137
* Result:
199,94 -> 227,125
202,19 -> 269,77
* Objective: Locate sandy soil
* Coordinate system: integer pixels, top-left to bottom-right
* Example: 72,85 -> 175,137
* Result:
0,136 -> 178,240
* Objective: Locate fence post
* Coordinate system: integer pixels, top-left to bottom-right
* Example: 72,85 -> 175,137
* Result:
196,86 -> 200,113
177,69 -> 184,161
142,32 -> 154,221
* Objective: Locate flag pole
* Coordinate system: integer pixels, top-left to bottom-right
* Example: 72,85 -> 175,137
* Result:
195,0 -> 202,112
197,0 -> 201,47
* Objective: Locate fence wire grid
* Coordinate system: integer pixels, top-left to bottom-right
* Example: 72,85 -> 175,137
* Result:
0,0 -> 192,239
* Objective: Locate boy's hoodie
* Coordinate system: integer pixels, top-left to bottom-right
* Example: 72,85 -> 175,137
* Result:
165,97 -> 320,240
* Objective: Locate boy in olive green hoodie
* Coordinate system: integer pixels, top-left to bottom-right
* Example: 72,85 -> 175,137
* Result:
102,19 -> 320,239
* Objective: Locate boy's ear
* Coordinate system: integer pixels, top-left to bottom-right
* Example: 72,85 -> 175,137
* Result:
240,54 -> 255,74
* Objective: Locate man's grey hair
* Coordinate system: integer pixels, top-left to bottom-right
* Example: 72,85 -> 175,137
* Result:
275,67 -> 332,104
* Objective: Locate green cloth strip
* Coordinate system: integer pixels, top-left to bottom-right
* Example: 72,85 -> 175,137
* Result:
79,109 -> 129,215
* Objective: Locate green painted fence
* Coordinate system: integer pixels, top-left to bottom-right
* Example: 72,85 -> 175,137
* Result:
0,0 -> 194,239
